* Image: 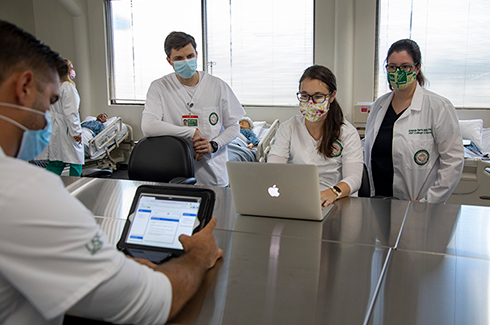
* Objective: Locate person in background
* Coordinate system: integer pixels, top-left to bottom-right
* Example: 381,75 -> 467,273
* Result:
141,31 -> 245,187
0,20 -> 222,325
41,59 -> 84,176
364,39 -> 464,203
268,65 -> 363,206
239,117 -> 259,149
81,113 -> 108,136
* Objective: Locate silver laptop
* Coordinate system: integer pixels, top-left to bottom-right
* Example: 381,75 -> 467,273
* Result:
226,161 -> 333,221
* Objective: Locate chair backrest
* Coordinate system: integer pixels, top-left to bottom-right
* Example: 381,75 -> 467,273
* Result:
128,136 -> 195,182
358,163 -> 371,198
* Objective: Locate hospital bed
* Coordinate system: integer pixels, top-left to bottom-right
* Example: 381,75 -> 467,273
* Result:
81,116 -> 134,173
227,119 -> 280,163
447,120 -> 490,206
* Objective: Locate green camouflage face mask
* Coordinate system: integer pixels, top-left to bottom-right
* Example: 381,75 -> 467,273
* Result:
387,69 -> 417,89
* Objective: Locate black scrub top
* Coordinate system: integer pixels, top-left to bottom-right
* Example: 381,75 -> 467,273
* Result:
371,103 -> 406,197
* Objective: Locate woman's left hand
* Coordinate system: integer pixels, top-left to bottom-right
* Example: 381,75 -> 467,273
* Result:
320,189 -> 337,206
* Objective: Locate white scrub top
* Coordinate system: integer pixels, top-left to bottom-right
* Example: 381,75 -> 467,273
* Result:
39,82 -> 84,164
0,148 -> 171,324
142,71 -> 245,186
364,84 -> 464,203
269,115 -> 364,193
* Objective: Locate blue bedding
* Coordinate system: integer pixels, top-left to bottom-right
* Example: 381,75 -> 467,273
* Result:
227,138 -> 257,162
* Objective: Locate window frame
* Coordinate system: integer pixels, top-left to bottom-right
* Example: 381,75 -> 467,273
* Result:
104,0 -> 314,107
374,0 -> 490,110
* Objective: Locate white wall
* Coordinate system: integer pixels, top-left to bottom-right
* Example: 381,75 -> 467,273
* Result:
1,0 -> 378,140
0,0 -> 36,34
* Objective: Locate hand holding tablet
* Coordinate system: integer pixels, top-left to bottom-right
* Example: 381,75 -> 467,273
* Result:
117,185 -> 216,264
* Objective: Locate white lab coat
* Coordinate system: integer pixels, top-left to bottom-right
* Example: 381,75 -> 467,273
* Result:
142,72 -> 245,187
269,115 -> 364,193
364,84 -> 464,203
39,82 -> 84,164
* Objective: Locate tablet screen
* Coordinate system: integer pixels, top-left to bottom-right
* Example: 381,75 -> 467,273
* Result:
125,194 -> 201,250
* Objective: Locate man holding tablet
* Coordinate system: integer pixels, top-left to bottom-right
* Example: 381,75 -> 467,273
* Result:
0,20 -> 223,325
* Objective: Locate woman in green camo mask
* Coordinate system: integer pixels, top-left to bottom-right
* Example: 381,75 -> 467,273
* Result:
363,39 -> 464,204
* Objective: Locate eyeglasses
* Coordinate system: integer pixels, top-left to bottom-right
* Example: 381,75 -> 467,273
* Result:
385,63 -> 418,73
296,92 -> 331,104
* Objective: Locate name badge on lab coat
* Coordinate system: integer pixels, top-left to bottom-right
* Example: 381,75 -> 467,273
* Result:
182,115 -> 199,127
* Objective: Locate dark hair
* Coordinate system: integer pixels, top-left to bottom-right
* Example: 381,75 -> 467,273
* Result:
164,31 -> 197,58
299,65 -> 344,158
0,20 -> 67,89
386,39 -> 426,88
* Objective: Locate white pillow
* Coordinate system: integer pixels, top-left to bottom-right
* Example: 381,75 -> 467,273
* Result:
252,121 -> 266,140
459,119 -> 483,149
82,116 -> 97,123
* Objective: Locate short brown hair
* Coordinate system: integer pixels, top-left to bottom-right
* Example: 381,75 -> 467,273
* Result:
164,31 -> 197,58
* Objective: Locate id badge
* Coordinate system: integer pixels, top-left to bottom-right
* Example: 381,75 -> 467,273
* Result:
182,115 -> 199,127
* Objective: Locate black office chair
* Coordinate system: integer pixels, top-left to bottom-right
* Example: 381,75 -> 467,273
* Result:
358,163 -> 371,197
128,136 -> 196,184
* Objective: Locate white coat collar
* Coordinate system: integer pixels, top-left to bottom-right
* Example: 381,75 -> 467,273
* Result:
384,83 -> 423,113
407,83 -> 423,111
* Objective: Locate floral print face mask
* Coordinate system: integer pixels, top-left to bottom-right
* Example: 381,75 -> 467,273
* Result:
299,99 -> 330,122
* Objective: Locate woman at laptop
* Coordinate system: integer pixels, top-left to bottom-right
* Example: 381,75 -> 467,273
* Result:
268,65 -> 363,206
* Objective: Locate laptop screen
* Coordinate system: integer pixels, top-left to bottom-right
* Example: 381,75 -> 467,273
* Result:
125,194 -> 202,250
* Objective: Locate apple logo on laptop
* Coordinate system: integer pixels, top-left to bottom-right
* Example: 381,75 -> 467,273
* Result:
268,185 -> 280,197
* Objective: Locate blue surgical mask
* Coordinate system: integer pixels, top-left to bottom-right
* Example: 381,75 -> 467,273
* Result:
0,102 -> 52,161
173,57 -> 197,79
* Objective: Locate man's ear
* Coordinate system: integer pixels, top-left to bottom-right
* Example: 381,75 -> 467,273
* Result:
166,57 -> 173,66
15,71 -> 36,106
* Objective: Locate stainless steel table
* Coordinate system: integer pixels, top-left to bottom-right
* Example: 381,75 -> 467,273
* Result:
62,177 -> 490,325
369,202 -> 490,325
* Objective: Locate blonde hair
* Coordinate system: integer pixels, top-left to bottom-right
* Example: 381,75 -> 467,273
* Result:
62,58 -> 76,86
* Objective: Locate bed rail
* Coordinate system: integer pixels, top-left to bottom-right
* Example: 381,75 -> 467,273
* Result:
447,158 -> 490,206
257,119 -> 280,163
88,117 -> 123,157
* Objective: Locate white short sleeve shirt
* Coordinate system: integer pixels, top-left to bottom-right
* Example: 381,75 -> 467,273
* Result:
0,149 -> 171,324
269,115 -> 363,191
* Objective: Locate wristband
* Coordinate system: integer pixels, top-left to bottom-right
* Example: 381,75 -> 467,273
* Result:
331,186 -> 342,198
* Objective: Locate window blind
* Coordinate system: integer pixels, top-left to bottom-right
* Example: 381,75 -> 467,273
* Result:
377,0 -> 490,108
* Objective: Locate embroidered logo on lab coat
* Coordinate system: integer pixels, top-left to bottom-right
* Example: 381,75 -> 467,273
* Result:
408,128 -> 432,135
85,232 -> 103,255
209,112 -> 219,125
332,140 -> 343,157
414,149 -> 429,165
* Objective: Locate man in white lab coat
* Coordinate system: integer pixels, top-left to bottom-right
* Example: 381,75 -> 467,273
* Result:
141,31 -> 245,187
0,20 -> 222,325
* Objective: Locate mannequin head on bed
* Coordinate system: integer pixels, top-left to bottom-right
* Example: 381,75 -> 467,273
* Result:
96,113 -> 108,123
239,117 -> 259,149
239,117 -> 254,130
